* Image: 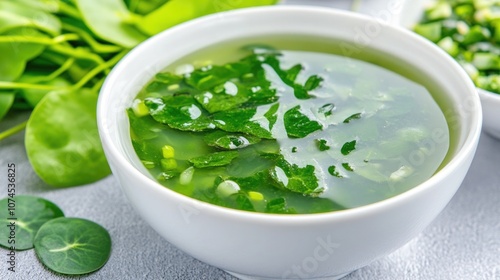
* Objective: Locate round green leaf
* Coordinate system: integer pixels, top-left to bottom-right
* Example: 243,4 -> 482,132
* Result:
34,217 -> 112,275
74,0 -> 147,48
0,92 -> 15,120
0,195 -> 64,250
25,90 -> 111,187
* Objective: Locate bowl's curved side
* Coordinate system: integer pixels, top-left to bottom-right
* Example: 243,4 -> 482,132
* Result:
97,6 -> 482,279
478,89 -> 500,138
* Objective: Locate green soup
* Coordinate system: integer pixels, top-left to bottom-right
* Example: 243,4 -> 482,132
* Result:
128,41 -> 450,214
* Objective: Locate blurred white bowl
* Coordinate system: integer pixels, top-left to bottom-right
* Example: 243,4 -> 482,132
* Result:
357,0 -> 500,138
97,6 -> 481,280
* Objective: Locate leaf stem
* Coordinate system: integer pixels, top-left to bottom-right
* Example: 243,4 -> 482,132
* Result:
0,121 -> 28,141
0,82 -> 65,91
72,50 -> 128,90
0,34 -> 79,45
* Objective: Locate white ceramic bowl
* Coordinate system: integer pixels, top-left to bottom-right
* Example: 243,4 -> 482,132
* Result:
97,6 -> 482,280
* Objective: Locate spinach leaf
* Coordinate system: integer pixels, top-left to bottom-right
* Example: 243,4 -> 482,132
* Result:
328,165 -> 343,178
269,156 -> 324,197
315,139 -> 330,151
284,105 -> 322,138
265,198 -> 296,214
341,140 -> 357,155
74,0 -> 147,48
304,75 -> 323,91
187,62 -> 251,91
194,85 -> 249,113
0,195 -> 64,250
25,90 -> 111,187
189,151 -> 239,168
145,96 -> 215,132
343,113 -> 362,123
34,217 -> 111,275
203,130 -> 261,150
213,107 -> 274,139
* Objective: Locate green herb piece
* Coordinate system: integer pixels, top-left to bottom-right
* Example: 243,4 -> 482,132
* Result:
284,64 -> 303,82
269,156 -> 323,197
213,107 -> 274,139
291,147 -> 298,153
341,140 -> 357,156
315,139 -> 330,151
283,105 -> 322,138
193,85 -> 249,113
0,196 -> 64,250
162,145 -> 175,158
203,130 -> 261,150
74,0 -> 147,48
343,113 -> 362,123
25,90 -> 111,187
145,96 -> 215,132
189,151 -> 239,168
34,217 -> 111,275
265,198 -> 296,214
304,75 -> 323,90
318,103 -> 335,117
342,163 -> 354,171
328,165 -> 343,178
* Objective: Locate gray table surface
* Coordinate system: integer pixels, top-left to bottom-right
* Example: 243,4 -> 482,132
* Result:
1,1 -> 499,279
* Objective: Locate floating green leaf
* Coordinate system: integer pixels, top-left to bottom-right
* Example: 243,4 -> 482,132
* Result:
0,195 -> 64,250
189,151 -> 239,168
34,217 -> 111,275
343,113 -> 362,123
265,198 -> 296,214
315,139 -> 330,151
145,96 -> 215,132
284,105 -> 322,138
341,140 -> 357,156
213,107 -> 274,139
269,156 -> 323,197
25,90 -> 111,187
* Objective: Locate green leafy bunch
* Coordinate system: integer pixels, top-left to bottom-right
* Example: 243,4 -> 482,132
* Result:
0,0 -> 278,187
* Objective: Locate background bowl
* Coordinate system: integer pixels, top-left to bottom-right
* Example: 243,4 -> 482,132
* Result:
364,0 -> 500,138
97,6 -> 481,280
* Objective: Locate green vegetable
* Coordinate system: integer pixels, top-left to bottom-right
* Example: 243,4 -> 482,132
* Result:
189,151 -> 239,168
315,139 -> 330,151
0,196 -> 64,250
0,0 -> 278,188
74,0 -> 147,48
414,0 -> 500,94
341,140 -> 357,155
25,90 -> 111,187
269,156 -> 323,197
34,217 -> 112,275
343,113 -> 362,123
284,105 -> 323,138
